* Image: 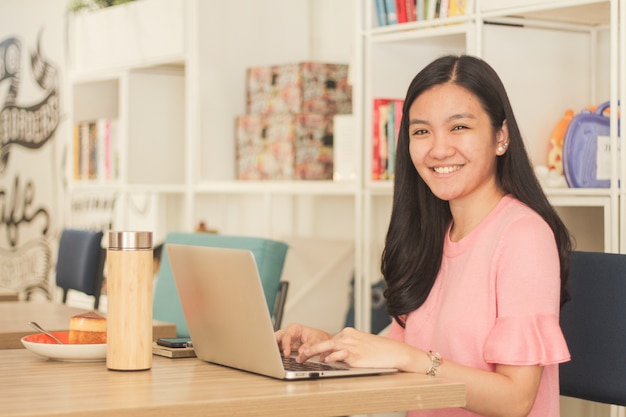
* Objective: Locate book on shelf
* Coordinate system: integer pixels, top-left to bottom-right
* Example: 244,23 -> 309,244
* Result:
372,99 -> 383,179
406,0 -> 417,22
375,0 -> 388,26
78,121 -> 93,180
372,98 -> 404,181
426,0 -> 437,20
73,118 -> 119,182
395,0 -> 408,23
448,0 -> 464,16
416,0 -> 425,21
433,0 -> 442,18
375,0 -> 471,25
97,118 -> 119,181
384,0 -> 398,25
374,0 -> 417,26
387,100 -> 403,179
437,0 -> 450,19
438,0 -> 450,18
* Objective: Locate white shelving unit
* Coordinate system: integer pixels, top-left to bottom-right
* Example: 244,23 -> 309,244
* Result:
66,0 -> 361,333
68,66 -> 188,237
355,1 -> 622,414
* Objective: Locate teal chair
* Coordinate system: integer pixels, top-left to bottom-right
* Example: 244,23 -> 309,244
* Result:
153,232 -> 289,337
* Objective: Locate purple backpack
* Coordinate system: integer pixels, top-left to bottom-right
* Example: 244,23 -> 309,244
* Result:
562,101 -> 619,188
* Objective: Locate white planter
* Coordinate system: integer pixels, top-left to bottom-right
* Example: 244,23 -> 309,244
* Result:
70,0 -> 185,72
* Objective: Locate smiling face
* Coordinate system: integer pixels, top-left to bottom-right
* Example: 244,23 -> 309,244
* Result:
408,82 -> 509,208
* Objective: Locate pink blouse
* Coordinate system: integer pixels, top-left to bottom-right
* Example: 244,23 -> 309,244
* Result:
387,195 -> 570,417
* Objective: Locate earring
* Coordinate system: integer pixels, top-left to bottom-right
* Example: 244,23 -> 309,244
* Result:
497,142 -> 508,154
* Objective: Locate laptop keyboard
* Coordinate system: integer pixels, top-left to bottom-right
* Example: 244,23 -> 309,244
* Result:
282,355 -> 348,372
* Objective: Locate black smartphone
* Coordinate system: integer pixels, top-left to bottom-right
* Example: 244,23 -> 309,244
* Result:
156,337 -> 192,348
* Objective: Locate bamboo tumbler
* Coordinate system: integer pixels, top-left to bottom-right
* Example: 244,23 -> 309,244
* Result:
106,231 -> 153,371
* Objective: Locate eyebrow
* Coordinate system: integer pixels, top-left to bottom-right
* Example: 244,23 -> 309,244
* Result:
448,112 -> 476,121
409,112 -> 476,125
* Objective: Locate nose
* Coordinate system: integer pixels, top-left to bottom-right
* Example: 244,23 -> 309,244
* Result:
429,133 -> 455,159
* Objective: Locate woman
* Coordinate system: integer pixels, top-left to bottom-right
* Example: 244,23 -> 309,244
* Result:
276,55 -> 572,417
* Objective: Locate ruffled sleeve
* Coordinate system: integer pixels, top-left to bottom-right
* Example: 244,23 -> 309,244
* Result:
484,313 -> 570,366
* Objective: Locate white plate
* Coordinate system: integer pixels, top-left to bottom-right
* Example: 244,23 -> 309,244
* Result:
21,332 -> 106,362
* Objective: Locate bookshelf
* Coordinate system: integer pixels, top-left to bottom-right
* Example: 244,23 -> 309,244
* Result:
357,4 -> 620,414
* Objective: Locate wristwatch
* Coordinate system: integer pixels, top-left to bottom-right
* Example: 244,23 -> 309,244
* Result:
426,351 -> 442,376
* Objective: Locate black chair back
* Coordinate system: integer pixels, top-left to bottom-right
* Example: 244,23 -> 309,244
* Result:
56,229 -> 105,310
559,250 -> 626,407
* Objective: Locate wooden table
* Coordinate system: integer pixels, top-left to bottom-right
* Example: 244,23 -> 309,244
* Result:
0,301 -> 176,349
1,348 -> 465,417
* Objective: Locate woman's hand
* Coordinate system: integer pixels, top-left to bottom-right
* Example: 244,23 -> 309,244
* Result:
275,323 -> 332,360
277,325 -> 419,369
302,327 -> 413,369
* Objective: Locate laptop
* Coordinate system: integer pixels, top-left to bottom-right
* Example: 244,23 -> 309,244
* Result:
166,243 -> 398,380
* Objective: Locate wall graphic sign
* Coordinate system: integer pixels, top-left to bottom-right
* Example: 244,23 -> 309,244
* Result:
0,31 -> 60,297
0,36 -> 59,174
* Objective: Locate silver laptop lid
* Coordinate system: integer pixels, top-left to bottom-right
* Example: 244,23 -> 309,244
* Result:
167,243 -> 287,379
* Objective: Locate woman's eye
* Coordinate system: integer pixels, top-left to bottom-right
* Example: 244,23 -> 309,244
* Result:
411,128 -> 428,136
452,125 -> 468,131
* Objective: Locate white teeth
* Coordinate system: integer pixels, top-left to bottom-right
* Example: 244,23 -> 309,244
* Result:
433,166 -> 460,174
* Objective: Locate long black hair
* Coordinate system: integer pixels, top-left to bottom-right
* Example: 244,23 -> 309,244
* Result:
381,55 -> 572,327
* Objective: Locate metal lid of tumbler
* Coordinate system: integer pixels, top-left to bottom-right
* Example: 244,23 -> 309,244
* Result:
108,231 -> 152,250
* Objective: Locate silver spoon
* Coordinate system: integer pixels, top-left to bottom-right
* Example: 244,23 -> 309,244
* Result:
28,321 -> 64,344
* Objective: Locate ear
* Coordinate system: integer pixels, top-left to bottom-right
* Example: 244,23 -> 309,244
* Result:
495,120 -> 509,156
